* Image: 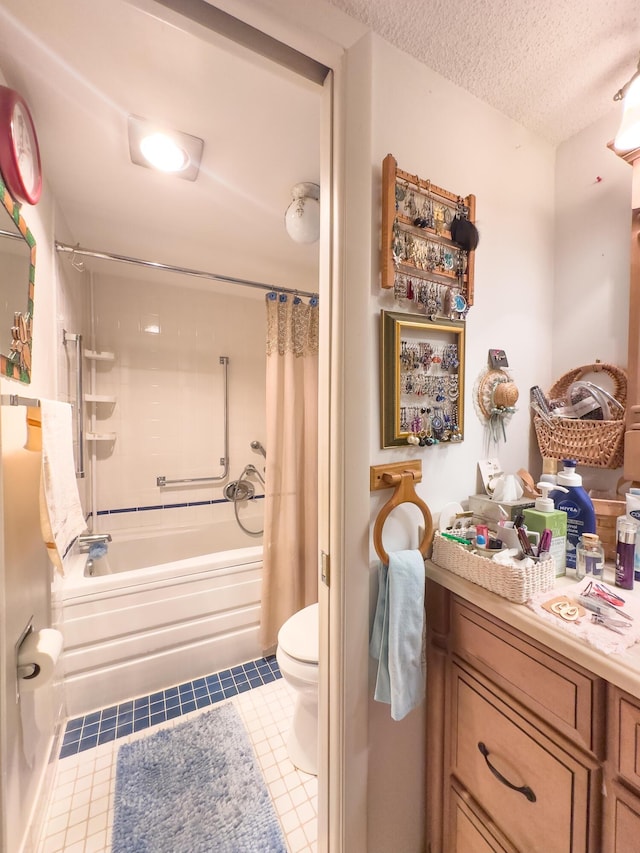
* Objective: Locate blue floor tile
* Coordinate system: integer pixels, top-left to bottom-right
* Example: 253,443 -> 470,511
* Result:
98,728 -> 117,745
59,656 -> 282,758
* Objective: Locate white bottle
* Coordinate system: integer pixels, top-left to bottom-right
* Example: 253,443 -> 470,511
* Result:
551,460 -> 597,571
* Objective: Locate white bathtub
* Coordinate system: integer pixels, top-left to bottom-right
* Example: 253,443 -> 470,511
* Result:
56,522 -> 263,716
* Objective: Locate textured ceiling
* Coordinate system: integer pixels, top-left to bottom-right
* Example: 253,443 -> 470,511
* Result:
326,0 -> 640,143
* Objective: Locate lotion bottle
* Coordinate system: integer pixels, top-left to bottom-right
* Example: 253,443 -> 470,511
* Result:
551,460 -> 596,572
522,482 -> 568,576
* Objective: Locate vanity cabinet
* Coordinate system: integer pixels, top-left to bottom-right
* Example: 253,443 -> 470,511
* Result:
604,687 -> 640,851
426,581 -> 606,853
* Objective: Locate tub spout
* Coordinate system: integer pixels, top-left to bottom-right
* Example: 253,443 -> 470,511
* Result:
77,532 -> 112,553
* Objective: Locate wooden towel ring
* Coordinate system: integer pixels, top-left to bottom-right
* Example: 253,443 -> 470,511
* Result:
373,471 -> 434,565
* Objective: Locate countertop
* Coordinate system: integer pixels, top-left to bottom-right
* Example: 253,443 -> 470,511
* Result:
425,559 -> 640,701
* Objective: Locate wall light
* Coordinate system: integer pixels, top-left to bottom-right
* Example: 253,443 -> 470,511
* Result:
128,115 -> 204,181
284,182 -> 320,244
614,55 -> 640,152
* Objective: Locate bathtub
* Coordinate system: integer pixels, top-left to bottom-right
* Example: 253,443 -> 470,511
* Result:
56,521 -> 263,716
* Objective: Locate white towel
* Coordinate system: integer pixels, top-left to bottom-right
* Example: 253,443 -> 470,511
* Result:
38,400 -> 86,574
370,549 -> 426,721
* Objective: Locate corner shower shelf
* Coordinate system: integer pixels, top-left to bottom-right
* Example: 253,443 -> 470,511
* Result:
84,350 -> 115,361
86,432 -> 116,441
84,394 -> 117,404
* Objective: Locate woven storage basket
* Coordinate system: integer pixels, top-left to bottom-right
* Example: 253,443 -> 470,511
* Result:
533,362 -> 627,469
431,532 -> 555,604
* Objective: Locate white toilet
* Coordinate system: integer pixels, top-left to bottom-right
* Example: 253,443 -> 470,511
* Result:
276,602 -> 319,775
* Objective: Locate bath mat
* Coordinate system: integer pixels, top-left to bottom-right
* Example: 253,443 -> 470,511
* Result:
112,702 -> 286,853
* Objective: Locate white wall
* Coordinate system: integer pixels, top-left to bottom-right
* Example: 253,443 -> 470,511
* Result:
0,148 -> 86,853
555,109 -> 631,378
365,35 -> 556,852
87,272 -> 267,530
554,108 -> 632,494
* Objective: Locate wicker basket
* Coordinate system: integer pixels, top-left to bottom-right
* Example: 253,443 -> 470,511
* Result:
431,532 -> 555,603
533,362 -> 627,469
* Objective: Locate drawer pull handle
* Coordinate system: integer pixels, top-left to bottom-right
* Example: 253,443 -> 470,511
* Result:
477,742 -> 537,803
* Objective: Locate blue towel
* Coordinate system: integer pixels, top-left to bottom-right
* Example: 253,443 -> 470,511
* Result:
370,549 -> 426,721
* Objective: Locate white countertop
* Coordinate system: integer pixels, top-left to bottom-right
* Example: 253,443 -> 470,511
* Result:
426,560 -> 640,701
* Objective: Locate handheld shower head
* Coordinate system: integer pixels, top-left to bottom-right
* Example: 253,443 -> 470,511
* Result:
250,440 -> 266,458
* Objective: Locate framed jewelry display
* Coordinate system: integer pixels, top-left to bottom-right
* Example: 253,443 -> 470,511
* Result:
380,310 -> 465,449
381,153 -> 476,315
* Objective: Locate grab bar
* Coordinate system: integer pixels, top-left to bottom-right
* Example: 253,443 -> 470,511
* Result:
157,355 -> 230,487
1,394 -> 41,408
63,330 -> 85,478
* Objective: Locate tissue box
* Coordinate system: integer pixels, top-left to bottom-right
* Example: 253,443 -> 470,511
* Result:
468,494 -> 535,523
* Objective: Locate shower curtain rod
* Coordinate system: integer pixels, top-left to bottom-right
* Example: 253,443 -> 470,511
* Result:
54,241 -> 317,299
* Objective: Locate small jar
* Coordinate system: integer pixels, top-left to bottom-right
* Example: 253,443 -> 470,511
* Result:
615,517 -> 638,590
576,533 -> 605,581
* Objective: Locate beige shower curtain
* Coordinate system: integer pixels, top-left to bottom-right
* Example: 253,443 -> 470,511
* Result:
260,293 -> 319,652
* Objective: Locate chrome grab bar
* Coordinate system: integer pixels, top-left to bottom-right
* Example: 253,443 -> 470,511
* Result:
63,330 -> 85,478
157,355 -> 230,487
0,394 -> 41,408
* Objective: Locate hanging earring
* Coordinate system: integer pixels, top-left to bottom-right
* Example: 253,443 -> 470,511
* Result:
448,375 -> 459,401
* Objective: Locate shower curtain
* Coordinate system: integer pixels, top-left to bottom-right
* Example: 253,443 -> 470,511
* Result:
260,292 -> 319,652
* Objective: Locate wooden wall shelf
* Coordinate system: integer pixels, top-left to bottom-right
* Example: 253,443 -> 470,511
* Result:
381,153 -> 476,308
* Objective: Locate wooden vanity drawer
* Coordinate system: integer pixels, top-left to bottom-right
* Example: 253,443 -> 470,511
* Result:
448,780 -> 518,853
450,663 -> 599,853
615,689 -> 640,791
451,598 -> 602,752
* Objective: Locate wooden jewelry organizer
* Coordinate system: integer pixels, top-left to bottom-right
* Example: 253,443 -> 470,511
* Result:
381,153 -> 476,311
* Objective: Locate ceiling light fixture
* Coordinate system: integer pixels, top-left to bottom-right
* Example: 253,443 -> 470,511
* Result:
284,182 -> 320,244
613,54 -> 640,152
128,115 -> 204,181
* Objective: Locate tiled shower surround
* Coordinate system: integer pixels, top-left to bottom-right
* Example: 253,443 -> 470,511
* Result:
88,272 -> 267,523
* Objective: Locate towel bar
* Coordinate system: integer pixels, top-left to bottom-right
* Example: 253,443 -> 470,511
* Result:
371,464 -> 433,564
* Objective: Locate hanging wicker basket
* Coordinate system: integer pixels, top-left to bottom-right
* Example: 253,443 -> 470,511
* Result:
533,362 -> 627,469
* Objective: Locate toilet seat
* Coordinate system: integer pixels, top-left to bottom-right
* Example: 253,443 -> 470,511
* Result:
277,602 -> 318,664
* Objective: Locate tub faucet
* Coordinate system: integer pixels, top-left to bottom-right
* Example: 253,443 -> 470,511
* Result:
77,532 -> 112,553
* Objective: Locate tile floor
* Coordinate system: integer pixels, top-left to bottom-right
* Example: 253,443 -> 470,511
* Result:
36,663 -> 317,853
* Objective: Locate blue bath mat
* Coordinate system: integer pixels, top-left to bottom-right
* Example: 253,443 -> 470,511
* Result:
112,702 -> 286,853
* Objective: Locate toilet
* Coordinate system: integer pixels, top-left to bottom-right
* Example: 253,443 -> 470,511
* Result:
275,602 -> 319,775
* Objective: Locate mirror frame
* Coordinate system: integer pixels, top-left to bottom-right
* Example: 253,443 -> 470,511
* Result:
0,176 -> 35,384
